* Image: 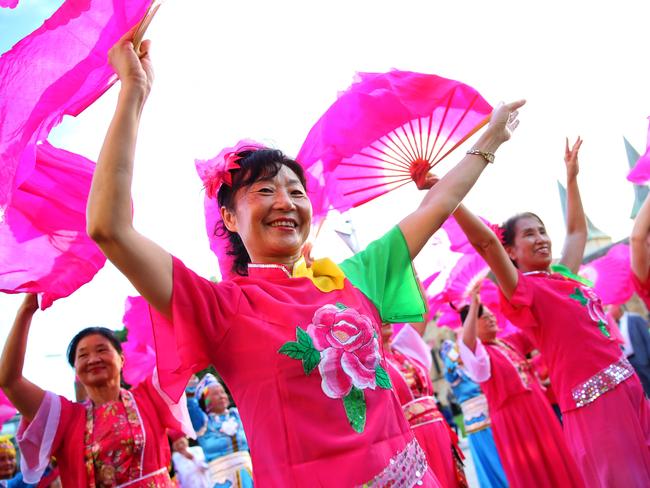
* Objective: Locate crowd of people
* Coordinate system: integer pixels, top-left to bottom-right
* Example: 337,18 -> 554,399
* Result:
0,27 -> 649,488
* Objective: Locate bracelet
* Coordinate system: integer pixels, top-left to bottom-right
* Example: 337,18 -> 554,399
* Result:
466,148 -> 495,164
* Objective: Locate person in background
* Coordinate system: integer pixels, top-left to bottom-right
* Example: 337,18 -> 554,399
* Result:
459,285 -> 584,487
383,323 -> 468,488
170,434 -> 211,488
453,137 -> 650,486
187,374 -> 252,488
441,340 -> 508,488
0,294 -> 193,487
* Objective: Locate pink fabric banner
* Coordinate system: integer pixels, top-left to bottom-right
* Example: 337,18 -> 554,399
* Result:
0,390 -> 16,425
0,142 -> 105,309
0,0 -> 19,9
0,0 -> 151,209
581,244 -> 634,305
122,296 -> 156,386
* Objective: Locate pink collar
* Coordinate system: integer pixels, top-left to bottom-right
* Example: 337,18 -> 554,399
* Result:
247,263 -> 292,279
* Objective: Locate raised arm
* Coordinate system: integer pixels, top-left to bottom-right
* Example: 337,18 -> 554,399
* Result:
86,32 -> 172,317
0,295 -> 46,421
399,100 -> 525,259
558,137 -> 587,273
454,204 -> 519,299
631,194 -> 650,282
461,286 -> 482,352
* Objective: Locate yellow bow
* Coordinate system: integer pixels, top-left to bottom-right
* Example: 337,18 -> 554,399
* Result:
292,257 -> 346,293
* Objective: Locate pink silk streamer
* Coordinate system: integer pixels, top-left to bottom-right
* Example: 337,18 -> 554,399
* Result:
297,70 -> 492,220
195,140 -> 264,280
0,0 -> 152,307
122,296 -> 156,387
0,0 -> 152,209
0,0 -> 19,8
0,142 -> 106,309
627,117 -> 650,184
581,244 -> 634,306
0,390 -> 16,425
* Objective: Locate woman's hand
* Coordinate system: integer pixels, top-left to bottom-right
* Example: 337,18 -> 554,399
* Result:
564,136 -> 583,182
485,99 -> 526,145
108,28 -> 154,94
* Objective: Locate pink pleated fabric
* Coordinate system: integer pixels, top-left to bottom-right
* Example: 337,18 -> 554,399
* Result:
0,0 -> 18,9
0,390 -> 16,425
0,0 -> 152,209
297,71 -> 492,220
581,244 -> 634,305
628,117 -> 650,184
563,377 -> 650,487
122,296 -> 156,386
0,142 -> 105,309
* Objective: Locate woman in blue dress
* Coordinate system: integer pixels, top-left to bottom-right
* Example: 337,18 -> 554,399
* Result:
187,374 -> 253,488
441,339 -> 508,488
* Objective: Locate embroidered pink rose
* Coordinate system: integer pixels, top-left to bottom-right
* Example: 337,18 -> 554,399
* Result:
307,303 -> 380,399
581,287 -> 608,323
569,286 -> 611,338
279,302 -> 392,433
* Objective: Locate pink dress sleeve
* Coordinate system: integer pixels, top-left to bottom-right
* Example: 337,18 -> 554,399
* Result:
458,339 -> 491,383
150,368 -> 195,438
391,324 -> 432,371
149,256 -> 243,402
499,270 -> 540,328
16,391 -> 61,484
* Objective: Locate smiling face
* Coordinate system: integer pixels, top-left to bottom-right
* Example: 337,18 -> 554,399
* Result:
221,164 -> 312,266
477,306 -> 499,342
74,334 -> 123,389
505,216 -> 552,272
0,450 -> 15,479
203,383 -> 229,415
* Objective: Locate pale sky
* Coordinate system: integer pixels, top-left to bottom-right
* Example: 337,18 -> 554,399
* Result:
1,0 -> 649,399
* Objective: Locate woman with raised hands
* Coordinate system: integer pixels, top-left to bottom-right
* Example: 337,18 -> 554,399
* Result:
0,294 -> 193,487
458,284 -> 583,487
452,138 -> 650,486
86,27 -> 524,486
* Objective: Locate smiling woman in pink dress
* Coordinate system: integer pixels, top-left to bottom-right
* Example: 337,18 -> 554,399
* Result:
0,295 -> 192,487
452,138 -> 650,487
84,27 -> 525,487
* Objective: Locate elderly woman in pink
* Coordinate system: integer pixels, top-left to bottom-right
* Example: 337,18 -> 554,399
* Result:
458,286 -> 583,487
85,28 -> 525,487
452,138 -> 650,487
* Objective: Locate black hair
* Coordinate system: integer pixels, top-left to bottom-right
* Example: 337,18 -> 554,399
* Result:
459,303 -> 484,324
215,148 -> 308,276
501,212 -> 545,248
66,327 -> 123,367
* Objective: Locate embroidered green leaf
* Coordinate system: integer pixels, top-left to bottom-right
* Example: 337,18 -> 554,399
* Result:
278,341 -> 307,359
343,387 -> 366,433
303,349 -> 321,375
335,302 -> 348,310
296,327 -> 314,349
375,364 -> 392,389
568,287 -> 588,306
598,320 -> 611,338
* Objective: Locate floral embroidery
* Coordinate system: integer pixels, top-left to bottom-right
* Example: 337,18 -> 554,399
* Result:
569,286 -> 611,338
279,303 -> 392,433
84,389 -> 145,488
